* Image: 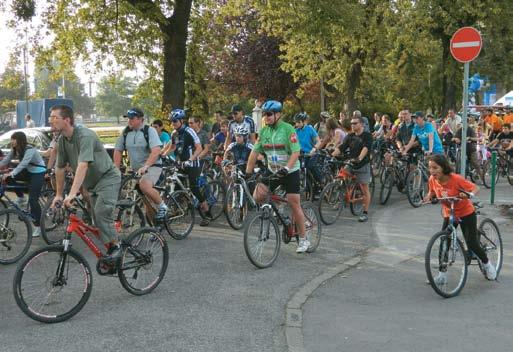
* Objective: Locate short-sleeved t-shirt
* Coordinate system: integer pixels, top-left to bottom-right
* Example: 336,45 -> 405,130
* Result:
253,120 -> 300,173
485,114 -> 502,132
228,117 -> 256,142
295,125 -> 318,153
57,126 -> 120,190
114,125 -> 162,169
337,131 -> 373,168
412,122 -> 444,154
454,126 -> 477,152
171,126 -> 201,167
428,173 -> 475,218
160,131 -> 171,145
214,132 -> 226,146
196,129 -> 210,147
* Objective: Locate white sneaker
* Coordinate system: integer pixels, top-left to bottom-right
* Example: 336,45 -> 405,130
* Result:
296,239 -> 310,253
483,261 -> 497,280
32,227 -> 41,238
433,271 -> 447,285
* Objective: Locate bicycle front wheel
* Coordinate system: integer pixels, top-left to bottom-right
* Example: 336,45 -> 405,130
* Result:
0,208 -> 32,264
13,246 -> 93,323
379,168 -> 394,205
40,196 -> 68,245
318,181 -> 345,225
406,169 -> 426,208
243,211 -> 281,269
425,231 -> 468,298
350,184 -> 364,216
302,201 -> 322,253
118,227 -> 169,295
478,218 -> 503,278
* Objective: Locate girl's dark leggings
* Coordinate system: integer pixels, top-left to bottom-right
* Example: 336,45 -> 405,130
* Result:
442,212 -> 488,264
8,171 -> 45,226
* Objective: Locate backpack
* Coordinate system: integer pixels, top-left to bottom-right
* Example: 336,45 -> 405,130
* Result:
122,125 -> 150,150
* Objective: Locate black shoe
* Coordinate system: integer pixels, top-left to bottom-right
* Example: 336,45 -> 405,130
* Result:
204,209 -> 213,220
200,218 -> 210,227
103,244 -> 123,263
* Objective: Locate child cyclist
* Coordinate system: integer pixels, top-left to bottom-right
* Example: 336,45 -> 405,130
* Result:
223,125 -> 253,171
423,154 -> 497,284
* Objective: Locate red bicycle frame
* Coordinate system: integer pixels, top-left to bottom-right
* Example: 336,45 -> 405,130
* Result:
66,213 -> 109,258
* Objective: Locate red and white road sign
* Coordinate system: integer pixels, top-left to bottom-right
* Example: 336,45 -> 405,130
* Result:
450,27 -> 482,63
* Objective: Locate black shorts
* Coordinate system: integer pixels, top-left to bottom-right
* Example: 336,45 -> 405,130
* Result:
268,170 -> 300,195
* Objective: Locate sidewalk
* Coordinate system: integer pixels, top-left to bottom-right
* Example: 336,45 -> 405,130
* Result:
299,182 -> 513,352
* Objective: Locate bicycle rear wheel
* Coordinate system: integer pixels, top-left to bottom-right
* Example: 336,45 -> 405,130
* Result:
224,183 -> 249,230
118,227 -> 169,295
164,190 -> 195,240
350,184 -> 364,216
425,231 -> 468,298
318,181 -> 345,225
13,246 -> 92,323
243,210 -> 280,269
302,201 -> 321,253
0,208 -> 32,264
478,218 -> 503,278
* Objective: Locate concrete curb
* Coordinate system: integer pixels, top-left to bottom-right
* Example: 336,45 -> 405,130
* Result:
284,254 -> 364,352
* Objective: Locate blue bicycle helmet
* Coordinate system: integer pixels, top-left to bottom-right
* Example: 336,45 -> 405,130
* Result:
170,108 -> 186,122
294,112 -> 309,122
262,100 -> 282,113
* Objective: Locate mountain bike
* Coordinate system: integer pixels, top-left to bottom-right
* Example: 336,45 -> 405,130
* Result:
405,153 -> 429,208
379,149 -> 409,205
243,174 -> 321,269
424,197 -> 502,298
13,206 -> 168,323
223,161 -> 258,230
318,160 -> 367,225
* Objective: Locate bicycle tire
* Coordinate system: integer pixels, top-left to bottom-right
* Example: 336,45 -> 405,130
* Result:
243,210 -> 281,269
478,218 -> 503,279
481,160 -> 492,189
13,245 -> 93,323
118,227 -> 169,295
318,181 -> 345,225
425,231 -> 468,298
0,208 -> 32,264
224,183 -> 249,230
350,184 -> 364,216
379,169 -> 394,205
164,190 -> 195,240
406,169 -> 425,208
371,151 -> 382,178
199,180 -> 225,221
301,201 -> 322,253
115,203 -> 146,237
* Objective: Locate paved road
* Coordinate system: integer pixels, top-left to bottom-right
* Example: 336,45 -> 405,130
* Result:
0,207 -> 376,352
303,184 -> 513,352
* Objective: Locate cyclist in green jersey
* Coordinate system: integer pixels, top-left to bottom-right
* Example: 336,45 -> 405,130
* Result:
245,100 -> 310,253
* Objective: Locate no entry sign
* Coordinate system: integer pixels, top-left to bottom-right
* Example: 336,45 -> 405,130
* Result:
450,27 -> 482,63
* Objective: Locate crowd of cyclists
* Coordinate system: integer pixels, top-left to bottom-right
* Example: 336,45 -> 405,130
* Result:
2,102 -> 510,276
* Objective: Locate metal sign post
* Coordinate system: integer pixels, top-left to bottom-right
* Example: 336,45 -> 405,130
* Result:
460,62 -> 469,175
450,27 -> 482,176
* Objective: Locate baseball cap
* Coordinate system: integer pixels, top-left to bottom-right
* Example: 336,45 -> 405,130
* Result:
123,108 -> 144,118
413,111 -> 424,119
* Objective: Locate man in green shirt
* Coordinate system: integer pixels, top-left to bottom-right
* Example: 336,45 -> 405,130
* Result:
50,105 -> 122,262
245,100 -> 310,253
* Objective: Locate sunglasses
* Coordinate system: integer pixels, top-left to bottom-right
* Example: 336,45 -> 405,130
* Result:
264,112 -> 275,117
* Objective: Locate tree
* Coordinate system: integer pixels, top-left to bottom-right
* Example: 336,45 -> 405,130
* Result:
0,54 -> 27,114
24,0 -> 193,112
95,74 -> 135,119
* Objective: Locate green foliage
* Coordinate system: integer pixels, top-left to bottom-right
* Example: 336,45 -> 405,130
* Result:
0,55 -> 27,114
95,73 -> 135,118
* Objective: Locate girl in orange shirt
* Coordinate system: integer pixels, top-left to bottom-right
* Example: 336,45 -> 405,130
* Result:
423,154 -> 497,281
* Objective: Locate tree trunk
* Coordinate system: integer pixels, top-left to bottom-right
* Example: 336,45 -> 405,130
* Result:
344,58 -> 363,114
161,0 -> 193,111
441,36 -> 457,115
